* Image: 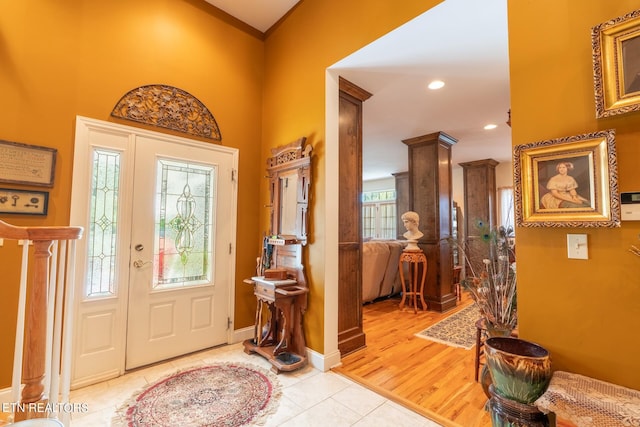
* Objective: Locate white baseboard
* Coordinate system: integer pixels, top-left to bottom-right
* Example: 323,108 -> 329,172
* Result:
307,347 -> 341,372
231,326 -> 255,344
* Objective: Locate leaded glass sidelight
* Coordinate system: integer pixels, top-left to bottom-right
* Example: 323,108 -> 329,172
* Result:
86,149 -> 121,298
154,159 -> 216,289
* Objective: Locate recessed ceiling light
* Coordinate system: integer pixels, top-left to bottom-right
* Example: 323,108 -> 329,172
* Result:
484,124 -> 498,130
427,80 -> 445,90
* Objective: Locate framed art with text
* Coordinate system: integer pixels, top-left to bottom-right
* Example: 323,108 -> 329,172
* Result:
0,140 -> 57,187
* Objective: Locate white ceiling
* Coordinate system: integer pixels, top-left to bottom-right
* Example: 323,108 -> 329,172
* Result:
203,0 -> 301,33
205,0 -> 511,181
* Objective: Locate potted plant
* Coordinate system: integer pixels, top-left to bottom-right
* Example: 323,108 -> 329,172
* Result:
460,220 -> 517,336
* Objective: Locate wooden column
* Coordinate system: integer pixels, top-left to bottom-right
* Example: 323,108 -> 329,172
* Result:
337,77 -> 372,356
393,171 -> 409,240
402,132 -> 457,312
459,159 -> 498,277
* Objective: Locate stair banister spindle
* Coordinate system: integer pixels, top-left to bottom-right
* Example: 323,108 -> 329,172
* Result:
11,242 -> 30,419
44,241 -> 59,403
60,239 -> 77,427
49,240 -> 67,409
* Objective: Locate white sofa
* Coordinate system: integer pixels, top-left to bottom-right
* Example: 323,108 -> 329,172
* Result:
362,240 -> 405,303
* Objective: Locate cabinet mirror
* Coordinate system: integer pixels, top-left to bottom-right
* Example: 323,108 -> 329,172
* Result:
267,137 -> 312,245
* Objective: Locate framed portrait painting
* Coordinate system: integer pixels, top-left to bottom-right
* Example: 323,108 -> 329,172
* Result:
513,129 -> 620,228
592,9 -> 640,118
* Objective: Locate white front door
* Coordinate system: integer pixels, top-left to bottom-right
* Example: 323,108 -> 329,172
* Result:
70,117 -> 238,387
125,136 -> 233,369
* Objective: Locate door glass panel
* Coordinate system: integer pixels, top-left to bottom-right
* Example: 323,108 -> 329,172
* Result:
154,159 -> 216,290
86,149 -> 121,298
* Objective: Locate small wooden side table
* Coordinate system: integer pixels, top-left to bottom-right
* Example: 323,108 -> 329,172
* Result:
398,251 -> 428,312
243,276 -> 309,373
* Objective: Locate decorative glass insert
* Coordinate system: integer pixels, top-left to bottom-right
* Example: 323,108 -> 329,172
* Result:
154,159 -> 215,289
86,149 -> 121,298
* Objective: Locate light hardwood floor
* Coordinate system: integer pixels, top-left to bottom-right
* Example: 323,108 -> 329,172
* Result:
332,293 -> 493,427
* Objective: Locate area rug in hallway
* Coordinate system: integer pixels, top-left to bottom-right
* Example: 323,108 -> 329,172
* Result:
114,363 -> 281,427
414,303 -> 479,350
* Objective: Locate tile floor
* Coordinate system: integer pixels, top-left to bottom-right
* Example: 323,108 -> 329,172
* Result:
67,343 -> 442,426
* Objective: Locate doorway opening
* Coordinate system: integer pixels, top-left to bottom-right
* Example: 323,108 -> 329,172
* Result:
324,0 -> 510,364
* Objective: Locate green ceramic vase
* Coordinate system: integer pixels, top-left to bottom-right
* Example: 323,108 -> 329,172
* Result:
480,324 -> 514,399
484,337 -> 551,405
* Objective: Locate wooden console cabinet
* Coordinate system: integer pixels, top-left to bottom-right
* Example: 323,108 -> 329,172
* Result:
244,138 -> 312,373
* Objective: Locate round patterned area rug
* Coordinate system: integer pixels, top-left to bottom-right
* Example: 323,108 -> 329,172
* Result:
114,363 -> 281,427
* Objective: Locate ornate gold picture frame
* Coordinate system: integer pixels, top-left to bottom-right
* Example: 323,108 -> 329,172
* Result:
592,9 -> 640,118
514,129 -> 620,228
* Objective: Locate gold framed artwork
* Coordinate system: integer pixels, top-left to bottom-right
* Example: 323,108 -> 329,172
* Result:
513,129 -> 620,228
0,140 -> 57,187
0,188 -> 49,216
592,9 -> 640,118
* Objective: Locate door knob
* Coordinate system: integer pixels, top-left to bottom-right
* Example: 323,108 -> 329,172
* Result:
135,244 -> 144,251
133,259 -> 152,268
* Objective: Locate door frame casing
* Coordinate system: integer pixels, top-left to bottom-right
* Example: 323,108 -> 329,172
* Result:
69,116 -> 238,388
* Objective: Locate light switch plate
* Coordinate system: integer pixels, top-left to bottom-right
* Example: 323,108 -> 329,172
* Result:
567,234 -> 588,259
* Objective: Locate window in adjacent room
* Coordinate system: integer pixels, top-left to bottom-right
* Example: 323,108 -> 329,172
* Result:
497,186 -> 515,238
362,189 -> 396,239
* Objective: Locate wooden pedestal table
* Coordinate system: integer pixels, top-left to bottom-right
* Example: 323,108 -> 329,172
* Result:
398,251 -> 428,312
243,276 -> 309,373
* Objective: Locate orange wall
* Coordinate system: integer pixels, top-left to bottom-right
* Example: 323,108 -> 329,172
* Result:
509,0 -> 640,388
263,0 -> 443,352
5,0 -> 635,395
0,0 -> 264,387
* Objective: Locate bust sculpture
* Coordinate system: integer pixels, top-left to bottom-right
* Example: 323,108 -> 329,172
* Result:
401,211 -> 423,252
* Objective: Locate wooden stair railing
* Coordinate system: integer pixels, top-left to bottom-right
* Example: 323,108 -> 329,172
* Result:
0,219 -> 83,425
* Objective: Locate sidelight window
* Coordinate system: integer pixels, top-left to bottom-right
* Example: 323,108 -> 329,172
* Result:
86,149 -> 121,298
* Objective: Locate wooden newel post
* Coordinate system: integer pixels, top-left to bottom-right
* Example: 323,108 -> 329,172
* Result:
1,219 -> 83,423
16,239 -> 53,420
